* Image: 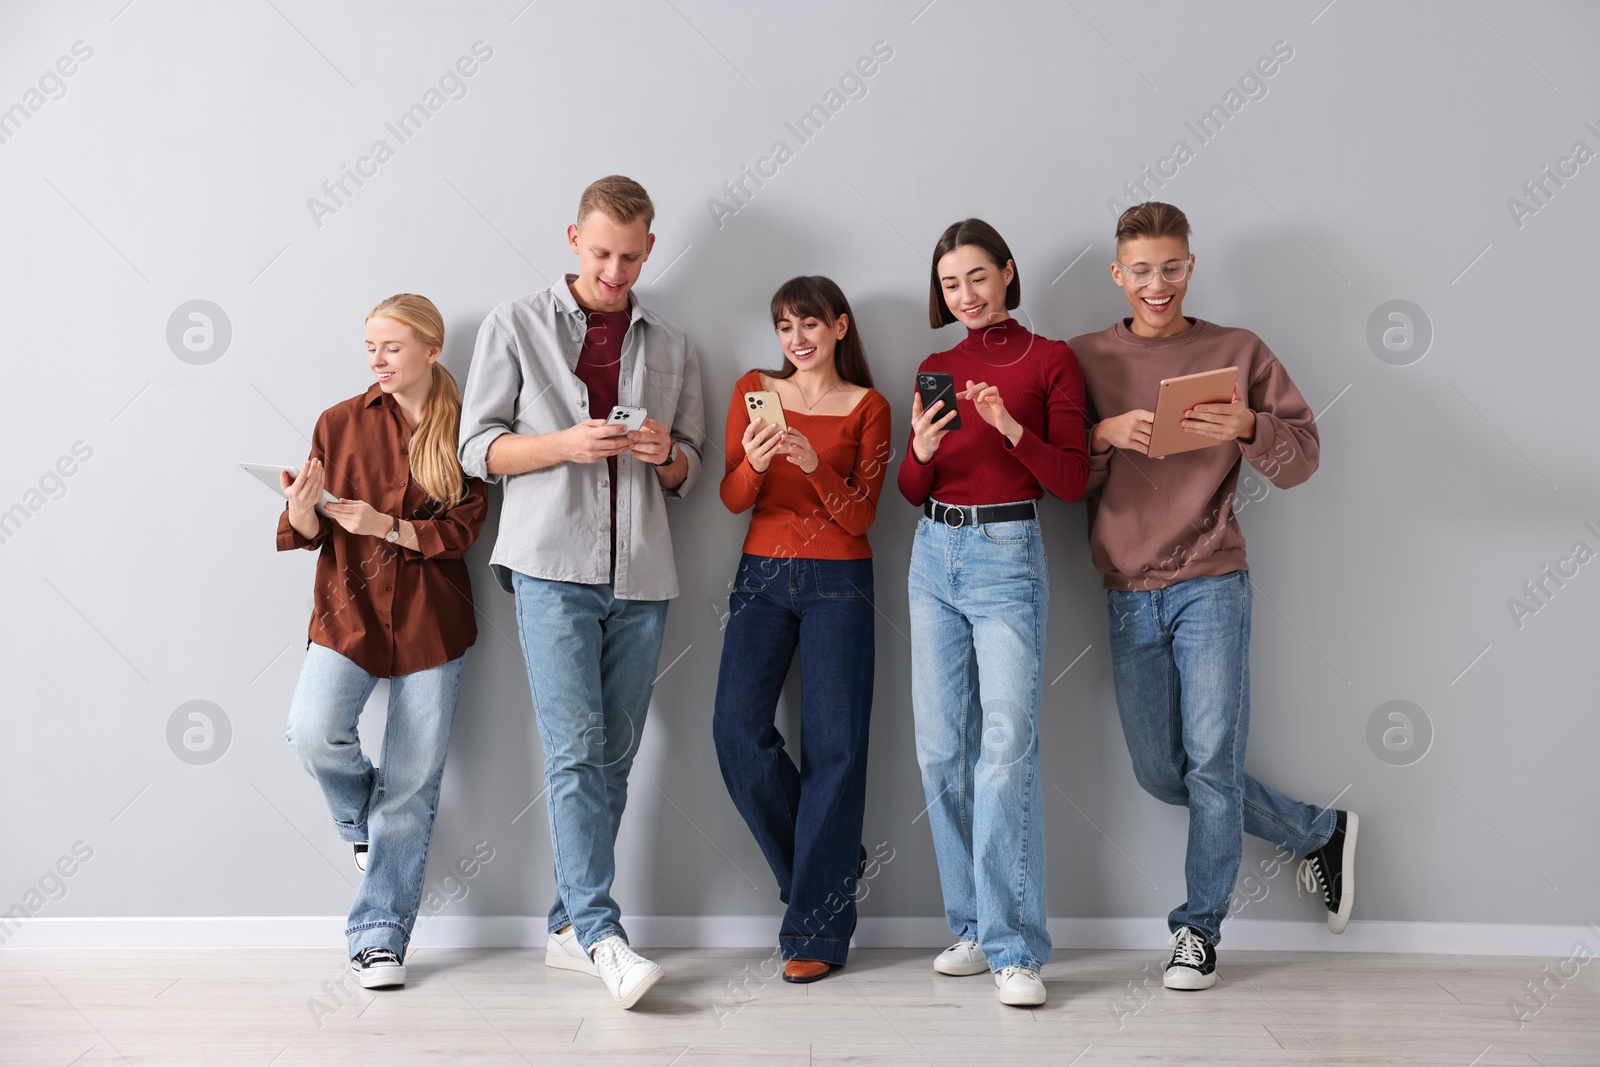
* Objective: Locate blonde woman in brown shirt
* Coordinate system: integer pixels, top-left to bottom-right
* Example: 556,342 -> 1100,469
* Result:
277,294 -> 487,990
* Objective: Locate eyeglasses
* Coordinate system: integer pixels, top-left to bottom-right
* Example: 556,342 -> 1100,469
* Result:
1115,258 -> 1192,287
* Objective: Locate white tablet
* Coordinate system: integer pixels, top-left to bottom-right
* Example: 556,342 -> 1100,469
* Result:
240,461 -> 339,512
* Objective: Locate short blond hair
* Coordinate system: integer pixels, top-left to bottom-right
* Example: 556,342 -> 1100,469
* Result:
577,175 -> 655,231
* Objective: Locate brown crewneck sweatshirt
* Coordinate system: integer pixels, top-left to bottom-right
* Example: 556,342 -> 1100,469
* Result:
1069,317 -> 1319,591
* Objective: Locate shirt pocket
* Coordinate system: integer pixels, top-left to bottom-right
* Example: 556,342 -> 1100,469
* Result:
641,368 -> 684,427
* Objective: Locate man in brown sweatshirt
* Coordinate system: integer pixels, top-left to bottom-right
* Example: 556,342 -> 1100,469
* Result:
1069,202 -> 1359,991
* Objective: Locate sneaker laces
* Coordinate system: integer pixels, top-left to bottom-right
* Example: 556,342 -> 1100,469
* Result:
1168,927 -> 1207,968
592,937 -> 641,978
997,966 -> 1039,982
355,947 -> 400,967
1297,856 -> 1332,906
946,939 -> 979,953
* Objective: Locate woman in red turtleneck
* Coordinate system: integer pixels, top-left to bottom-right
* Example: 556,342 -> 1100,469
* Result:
896,218 -> 1088,1008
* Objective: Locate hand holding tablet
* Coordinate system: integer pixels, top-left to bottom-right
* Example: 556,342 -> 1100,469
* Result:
1147,367 -> 1240,458
241,459 -> 338,514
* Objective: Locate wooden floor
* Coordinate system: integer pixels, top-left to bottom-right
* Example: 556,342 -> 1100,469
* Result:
3,946 -> 1597,1066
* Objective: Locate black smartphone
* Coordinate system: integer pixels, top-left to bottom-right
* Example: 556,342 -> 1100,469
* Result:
917,371 -> 962,431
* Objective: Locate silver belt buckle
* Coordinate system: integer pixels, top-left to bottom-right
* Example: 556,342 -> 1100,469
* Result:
942,504 -> 966,529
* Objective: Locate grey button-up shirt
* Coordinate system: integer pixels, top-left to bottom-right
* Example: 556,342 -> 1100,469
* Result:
457,276 -> 705,599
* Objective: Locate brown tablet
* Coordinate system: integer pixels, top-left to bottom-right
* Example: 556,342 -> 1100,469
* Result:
1147,367 -> 1239,458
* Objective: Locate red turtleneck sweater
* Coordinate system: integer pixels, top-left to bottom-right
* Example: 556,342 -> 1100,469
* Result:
896,317 -> 1090,507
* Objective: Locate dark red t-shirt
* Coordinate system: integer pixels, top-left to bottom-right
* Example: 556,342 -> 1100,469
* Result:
573,301 -> 629,557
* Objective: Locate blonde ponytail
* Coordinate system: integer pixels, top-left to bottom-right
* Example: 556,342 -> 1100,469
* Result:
366,294 -> 467,509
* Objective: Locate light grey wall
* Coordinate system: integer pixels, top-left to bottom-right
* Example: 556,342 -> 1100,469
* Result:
3,0 -> 1595,935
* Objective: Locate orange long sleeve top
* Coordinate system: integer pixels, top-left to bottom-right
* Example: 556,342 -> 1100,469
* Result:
719,370 -> 893,560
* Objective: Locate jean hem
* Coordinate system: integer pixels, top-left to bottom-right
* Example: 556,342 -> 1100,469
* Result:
986,956 -> 1044,973
577,924 -> 626,953
347,921 -> 407,957
779,935 -> 850,966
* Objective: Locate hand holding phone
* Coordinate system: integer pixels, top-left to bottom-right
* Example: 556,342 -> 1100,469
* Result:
911,371 -> 961,463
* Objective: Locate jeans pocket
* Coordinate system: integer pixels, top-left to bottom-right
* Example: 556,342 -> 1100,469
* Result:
815,559 -> 873,600
734,556 -> 771,595
979,519 -> 1035,544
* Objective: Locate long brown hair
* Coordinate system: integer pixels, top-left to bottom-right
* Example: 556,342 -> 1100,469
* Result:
766,275 -> 874,388
927,218 -> 1021,328
366,294 -> 467,508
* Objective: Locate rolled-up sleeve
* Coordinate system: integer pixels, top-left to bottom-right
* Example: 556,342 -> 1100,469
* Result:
458,315 -> 521,484
405,480 -> 489,560
663,338 -> 706,499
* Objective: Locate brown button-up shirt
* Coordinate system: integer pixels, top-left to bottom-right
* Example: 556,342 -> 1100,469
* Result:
277,384 -> 489,678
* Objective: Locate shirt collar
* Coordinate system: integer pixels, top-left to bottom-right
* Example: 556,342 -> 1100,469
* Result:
362,382 -> 388,407
554,273 -> 646,326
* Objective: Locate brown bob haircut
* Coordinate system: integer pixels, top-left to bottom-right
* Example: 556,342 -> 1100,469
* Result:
1115,201 -> 1192,251
768,276 -> 874,389
577,174 -> 655,231
927,218 -> 1020,328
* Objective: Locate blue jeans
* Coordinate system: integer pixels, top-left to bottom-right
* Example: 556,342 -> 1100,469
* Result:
908,511 -> 1051,973
512,571 -> 669,951
285,643 -> 465,959
712,555 -> 875,966
1106,570 -> 1336,945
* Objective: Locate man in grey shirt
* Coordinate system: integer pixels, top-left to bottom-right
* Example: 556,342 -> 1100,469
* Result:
458,175 -> 705,1009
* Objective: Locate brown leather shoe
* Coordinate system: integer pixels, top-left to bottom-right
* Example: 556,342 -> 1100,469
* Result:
782,959 -> 834,983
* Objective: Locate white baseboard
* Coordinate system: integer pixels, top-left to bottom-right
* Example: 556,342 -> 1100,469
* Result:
4,915 -> 1595,956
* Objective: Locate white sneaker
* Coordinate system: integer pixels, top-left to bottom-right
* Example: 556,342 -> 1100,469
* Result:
545,925 -> 597,976
589,935 -> 662,1009
994,966 -> 1046,1006
933,939 -> 988,976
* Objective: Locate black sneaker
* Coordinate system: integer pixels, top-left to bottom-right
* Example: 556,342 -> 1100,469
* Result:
353,843 -> 369,872
1163,926 -> 1217,990
351,946 -> 406,989
1299,810 -> 1358,933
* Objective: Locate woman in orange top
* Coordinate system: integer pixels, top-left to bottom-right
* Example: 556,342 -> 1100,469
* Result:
713,276 -> 892,983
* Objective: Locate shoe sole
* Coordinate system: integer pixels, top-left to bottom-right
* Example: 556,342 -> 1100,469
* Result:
617,963 -> 662,1010
355,965 -> 406,989
996,986 -> 1046,1006
1328,812 -> 1358,935
546,947 -> 598,976
781,966 -> 835,984
934,958 -> 989,976
1163,967 -> 1216,991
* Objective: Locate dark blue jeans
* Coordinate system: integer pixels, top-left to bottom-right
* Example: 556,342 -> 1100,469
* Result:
712,554 -> 875,966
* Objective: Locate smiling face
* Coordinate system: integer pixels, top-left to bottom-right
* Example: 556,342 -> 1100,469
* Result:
567,210 -> 654,312
366,315 -> 438,397
938,244 -> 1014,328
1113,235 -> 1195,338
775,307 -> 848,376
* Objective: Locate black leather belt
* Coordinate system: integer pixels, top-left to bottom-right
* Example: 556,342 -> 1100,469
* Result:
924,499 -> 1037,528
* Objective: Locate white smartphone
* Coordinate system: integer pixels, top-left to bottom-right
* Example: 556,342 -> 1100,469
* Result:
607,405 -> 647,432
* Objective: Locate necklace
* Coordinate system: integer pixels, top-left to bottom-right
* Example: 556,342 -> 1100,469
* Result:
795,379 -> 844,411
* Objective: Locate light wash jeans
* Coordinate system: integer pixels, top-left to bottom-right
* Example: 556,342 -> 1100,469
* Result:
286,643 -> 465,959
512,571 -> 669,952
908,510 -> 1051,973
1106,570 -> 1335,945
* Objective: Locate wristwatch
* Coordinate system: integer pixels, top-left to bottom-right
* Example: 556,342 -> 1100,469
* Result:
653,441 -> 678,468
385,515 -> 401,543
